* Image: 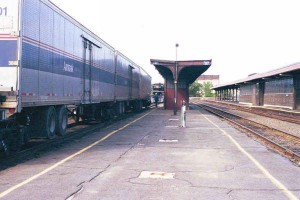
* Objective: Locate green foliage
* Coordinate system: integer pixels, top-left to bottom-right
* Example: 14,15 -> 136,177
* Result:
189,81 -> 214,97
189,82 -> 203,97
203,81 -> 214,97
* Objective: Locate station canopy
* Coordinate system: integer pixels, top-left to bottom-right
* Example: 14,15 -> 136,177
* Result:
213,62 -> 300,90
150,59 -> 212,84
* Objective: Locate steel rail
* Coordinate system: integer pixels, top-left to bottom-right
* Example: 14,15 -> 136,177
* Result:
200,100 -> 300,125
192,103 -> 300,165
199,102 -> 300,142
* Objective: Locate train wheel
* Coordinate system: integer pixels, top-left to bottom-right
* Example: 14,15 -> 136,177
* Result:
75,107 -> 81,123
0,139 -> 10,157
94,106 -> 102,121
121,102 -> 125,114
133,101 -> 142,112
55,106 -> 67,136
22,127 -> 30,145
41,106 -> 56,139
117,102 -> 125,115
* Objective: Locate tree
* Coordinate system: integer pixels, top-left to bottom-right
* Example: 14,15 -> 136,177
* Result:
203,81 -> 214,97
189,82 -> 203,97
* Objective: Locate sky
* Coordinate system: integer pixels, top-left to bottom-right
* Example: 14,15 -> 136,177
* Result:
50,0 -> 300,84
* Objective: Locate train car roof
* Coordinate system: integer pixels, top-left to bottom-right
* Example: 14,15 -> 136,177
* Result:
47,0 -> 114,50
115,50 -> 151,79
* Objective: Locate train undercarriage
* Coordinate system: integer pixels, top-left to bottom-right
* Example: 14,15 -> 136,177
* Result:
0,99 -> 150,157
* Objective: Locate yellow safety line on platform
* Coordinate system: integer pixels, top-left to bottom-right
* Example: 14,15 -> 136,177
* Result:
0,110 -> 154,198
201,112 -> 299,200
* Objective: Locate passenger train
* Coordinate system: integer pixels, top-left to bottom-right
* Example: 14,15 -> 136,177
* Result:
0,0 -> 151,155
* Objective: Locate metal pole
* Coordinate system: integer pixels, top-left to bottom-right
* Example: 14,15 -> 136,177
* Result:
174,62 -> 178,115
181,100 -> 186,127
174,43 -> 179,115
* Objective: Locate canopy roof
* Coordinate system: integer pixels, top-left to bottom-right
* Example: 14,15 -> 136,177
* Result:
150,59 -> 212,84
213,62 -> 300,90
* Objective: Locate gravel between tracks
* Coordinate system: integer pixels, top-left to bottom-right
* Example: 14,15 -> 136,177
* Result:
221,107 -> 300,138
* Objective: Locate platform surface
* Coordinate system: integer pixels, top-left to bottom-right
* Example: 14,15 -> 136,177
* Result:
0,106 -> 299,200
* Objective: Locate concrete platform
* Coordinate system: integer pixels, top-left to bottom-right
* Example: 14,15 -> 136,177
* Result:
0,106 -> 299,200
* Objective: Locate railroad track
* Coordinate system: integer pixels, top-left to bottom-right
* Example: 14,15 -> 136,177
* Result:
196,100 -> 300,125
0,106 -> 154,170
192,102 -> 300,165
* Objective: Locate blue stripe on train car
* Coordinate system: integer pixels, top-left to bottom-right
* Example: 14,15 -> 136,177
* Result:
21,42 -> 116,85
0,40 -> 17,67
116,76 -> 129,87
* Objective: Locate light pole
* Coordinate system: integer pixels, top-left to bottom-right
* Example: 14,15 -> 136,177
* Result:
176,43 -> 179,60
174,43 -> 179,115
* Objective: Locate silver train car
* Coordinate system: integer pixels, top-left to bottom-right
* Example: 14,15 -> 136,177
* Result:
0,0 -> 151,154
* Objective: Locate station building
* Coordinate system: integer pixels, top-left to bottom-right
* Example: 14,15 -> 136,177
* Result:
213,63 -> 300,110
197,75 -> 220,86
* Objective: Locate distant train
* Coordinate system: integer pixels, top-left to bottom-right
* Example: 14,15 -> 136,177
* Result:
151,83 -> 164,103
0,0 -> 151,155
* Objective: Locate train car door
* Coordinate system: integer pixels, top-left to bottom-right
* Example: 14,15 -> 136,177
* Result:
129,65 -> 133,99
82,36 -> 101,103
82,39 -> 92,103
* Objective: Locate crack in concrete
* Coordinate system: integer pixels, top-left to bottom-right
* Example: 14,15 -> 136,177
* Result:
60,165 -> 104,170
88,168 -> 108,182
190,184 -> 295,192
65,133 -> 151,199
138,145 -> 266,153
76,181 -> 85,187
226,190 -> 234,199
174,171 -> 300,196
65,185 -> 84,200
84,140 -> 138,183
174,166 -> 235,174
227,189 -> 233,194
173,177 -> 194,186
128,175 -> 300,197
128,175 -> 156,186
97,143 -> 134,146
227,189 -> 234,200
